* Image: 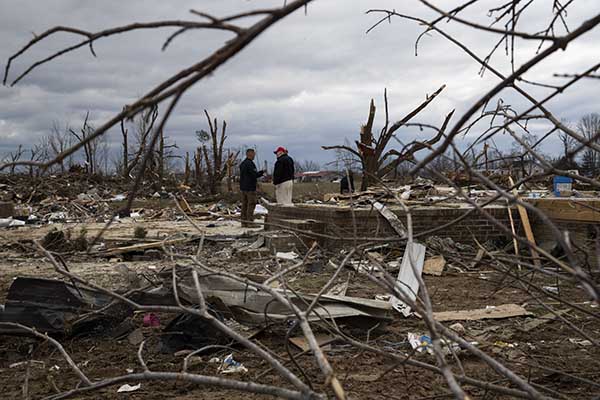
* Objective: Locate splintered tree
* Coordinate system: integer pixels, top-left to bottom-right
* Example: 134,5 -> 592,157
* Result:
195,110 -> 238,194
6,145 -> 25,175
69,112 -> 104,176
48,121 -> 73,174
323,86 -> 451,190
119,105 -> 178,184
121,106 -> 159,180
578,113 -> 600,176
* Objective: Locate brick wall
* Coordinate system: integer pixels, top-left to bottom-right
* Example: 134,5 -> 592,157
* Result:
531,217 -> 598,268
265,204 -> 517,247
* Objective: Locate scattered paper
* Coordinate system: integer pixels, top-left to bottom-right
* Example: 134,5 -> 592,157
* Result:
117,383 -> 141,393
276,251 -> 298,260
408,332 -> 432,353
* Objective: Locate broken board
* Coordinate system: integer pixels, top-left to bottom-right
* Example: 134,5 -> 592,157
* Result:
509,177 -> 541,268
520,309 -> 570,332
423,256 -> 445,276
372,201 -> 407,238
432,304 -> 532,322
289,334 -> 336,352
390,242 -> 426,317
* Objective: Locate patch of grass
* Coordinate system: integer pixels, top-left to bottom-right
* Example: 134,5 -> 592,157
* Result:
134,225 -> 148,239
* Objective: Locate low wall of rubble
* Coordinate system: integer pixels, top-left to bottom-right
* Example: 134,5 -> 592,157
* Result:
265,203 -> 517,247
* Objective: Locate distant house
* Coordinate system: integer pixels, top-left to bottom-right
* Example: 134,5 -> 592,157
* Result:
295,170 -> 339,183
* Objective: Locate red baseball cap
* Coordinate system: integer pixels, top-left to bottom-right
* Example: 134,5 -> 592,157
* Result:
274,146 -> 287,154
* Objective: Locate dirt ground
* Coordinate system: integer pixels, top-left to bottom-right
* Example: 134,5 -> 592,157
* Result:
0,217 -> 599,399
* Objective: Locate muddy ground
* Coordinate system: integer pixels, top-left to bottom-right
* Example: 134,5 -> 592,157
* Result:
0,217 -> 599,399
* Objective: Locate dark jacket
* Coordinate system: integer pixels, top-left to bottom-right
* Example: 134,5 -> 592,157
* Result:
239,158 -> 263,192
340,174 -> 355,194
273,154 -> 294,185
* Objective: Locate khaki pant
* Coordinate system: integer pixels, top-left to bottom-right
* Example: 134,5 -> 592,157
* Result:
240,191 -> 257,227
275,180 -> 293,205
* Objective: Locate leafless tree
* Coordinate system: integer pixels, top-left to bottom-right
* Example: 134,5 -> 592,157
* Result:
323,88 -> 451,190
295,160 -> 321,173
577,113 -> 600,176
124,106 -> 159,180
27,142 -> 46,177
48,121 -> 73,174
69,112 -> 104,176
157,129 -> 180,183
196,110 -> 232,195
5,144 -> 25,175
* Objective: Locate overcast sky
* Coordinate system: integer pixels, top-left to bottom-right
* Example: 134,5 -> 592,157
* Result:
0,1 -> 598,169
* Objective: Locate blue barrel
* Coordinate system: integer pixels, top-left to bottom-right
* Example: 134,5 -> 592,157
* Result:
553,175 -> 573,196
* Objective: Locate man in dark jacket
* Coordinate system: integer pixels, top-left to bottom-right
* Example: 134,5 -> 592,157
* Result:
239,149 -> 264,227
340,170 -> 355,194
273,146 -> 294,204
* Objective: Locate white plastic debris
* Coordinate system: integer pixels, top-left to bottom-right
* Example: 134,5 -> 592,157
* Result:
48,212 -> 67,221
117,383 -> 141,393
0,218 -> 25,227
218,354 -> 248,374
569,338 -> 592,346
276,251 -> 299,260
543,286 -> 559,294
112,194 -> 127,201
254,204 -> 268,215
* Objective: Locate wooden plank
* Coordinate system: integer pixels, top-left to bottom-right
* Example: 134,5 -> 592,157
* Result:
102,236 -> 196,256
506,202 -> 520,262
509,177 -> 541,268
372,201 -> 407,238
525,198 -> 600,223
390,242 -> 426,316
423,256 -> 445,276
326,275 -> 350,296
179,196 -> 193,213
470,249 -> 485,270
432,304 -> 532,322
289,334 -> 335,352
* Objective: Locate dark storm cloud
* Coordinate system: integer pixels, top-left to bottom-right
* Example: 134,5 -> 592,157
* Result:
1,1 -> 598,165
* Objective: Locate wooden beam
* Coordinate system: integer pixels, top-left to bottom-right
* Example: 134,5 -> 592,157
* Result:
509,177 -> 542,268
525,198 -> 600,223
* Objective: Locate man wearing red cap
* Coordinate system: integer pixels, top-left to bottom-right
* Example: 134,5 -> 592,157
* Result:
273,146 -> 294,205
